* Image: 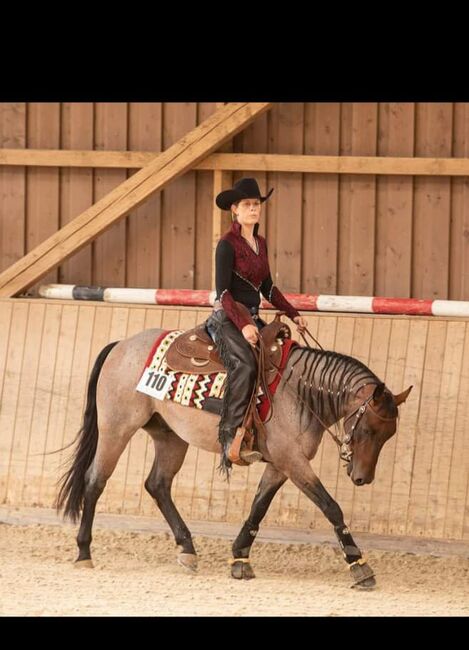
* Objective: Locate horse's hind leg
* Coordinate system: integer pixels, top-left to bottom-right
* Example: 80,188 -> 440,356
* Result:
57,337 -> 154,567
143,414 -> 197,572
231,463 -> 287,580
75,432 -> 136,567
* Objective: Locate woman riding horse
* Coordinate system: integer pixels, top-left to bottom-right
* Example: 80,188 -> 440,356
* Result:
55,178 -> 413,586
207,177 -> 307,474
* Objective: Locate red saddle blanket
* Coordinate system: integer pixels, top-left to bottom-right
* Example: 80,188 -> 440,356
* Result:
137,329 -> 296,421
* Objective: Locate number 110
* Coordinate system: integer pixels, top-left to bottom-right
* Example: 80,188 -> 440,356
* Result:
145,371 -> 167,391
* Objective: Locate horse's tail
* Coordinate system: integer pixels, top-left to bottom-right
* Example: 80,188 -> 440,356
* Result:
55,341 -> 119,522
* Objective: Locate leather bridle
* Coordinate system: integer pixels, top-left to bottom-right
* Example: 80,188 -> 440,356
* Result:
339,384 -> 398,462
282,376 -> 397,463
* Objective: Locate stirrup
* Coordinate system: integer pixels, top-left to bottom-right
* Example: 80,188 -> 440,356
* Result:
226,427 -> 262,465
239,449 -> 263,464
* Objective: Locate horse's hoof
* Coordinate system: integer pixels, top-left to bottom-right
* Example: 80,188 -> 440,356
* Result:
231,559 -> 255,580
351,576 -> 376,590
177,553 -> 198,573
349,560 -> 375,589
74,559 -> 94,569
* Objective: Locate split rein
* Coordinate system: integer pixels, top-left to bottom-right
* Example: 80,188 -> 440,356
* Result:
265,326 -> 397,463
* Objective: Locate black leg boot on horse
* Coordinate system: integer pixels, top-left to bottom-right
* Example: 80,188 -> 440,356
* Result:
207,310 -> 263,476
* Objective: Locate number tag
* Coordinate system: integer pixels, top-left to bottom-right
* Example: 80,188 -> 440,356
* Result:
136,368 -> 173,400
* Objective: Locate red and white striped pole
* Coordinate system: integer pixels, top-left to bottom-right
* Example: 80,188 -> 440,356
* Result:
38,284 -> 469,318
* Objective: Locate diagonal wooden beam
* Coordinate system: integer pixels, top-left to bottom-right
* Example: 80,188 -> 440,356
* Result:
0,102 -> 272,297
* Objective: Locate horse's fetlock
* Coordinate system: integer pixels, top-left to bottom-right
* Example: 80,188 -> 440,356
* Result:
233,546 -> 251,559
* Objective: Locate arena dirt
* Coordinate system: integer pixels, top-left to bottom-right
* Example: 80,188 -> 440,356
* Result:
0,523 -> 467,616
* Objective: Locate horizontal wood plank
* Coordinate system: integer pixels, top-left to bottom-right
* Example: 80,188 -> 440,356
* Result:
3,150 -> 469,175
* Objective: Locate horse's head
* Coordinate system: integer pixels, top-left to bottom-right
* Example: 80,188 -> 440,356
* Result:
343,383 -> 412,486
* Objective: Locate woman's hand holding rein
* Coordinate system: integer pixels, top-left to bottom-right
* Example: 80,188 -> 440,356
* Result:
242,324 -> 259,346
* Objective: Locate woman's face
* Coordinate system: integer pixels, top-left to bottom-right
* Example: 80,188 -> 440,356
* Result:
232,198 -> 261,226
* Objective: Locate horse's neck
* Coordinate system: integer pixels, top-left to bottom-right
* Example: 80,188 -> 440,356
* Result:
287,347 -> 371,427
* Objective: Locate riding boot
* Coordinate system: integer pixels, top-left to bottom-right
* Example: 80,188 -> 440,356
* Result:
219,426 -> 262,471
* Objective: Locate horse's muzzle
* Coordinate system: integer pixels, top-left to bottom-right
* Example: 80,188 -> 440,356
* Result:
348,463 -> 374,486
351,473 -> 373,486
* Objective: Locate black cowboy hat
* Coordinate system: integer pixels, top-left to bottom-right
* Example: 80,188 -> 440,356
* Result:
215,177 -> 274,211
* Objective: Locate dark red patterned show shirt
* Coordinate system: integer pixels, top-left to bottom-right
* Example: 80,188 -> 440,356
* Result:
215,221 -> 300,331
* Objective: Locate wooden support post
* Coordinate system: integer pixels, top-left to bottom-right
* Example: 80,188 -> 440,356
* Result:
211,170 -> 232,289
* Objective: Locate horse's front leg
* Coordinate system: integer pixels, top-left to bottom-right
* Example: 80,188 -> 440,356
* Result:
281,455 -> 376,589
231,463 -> 287,580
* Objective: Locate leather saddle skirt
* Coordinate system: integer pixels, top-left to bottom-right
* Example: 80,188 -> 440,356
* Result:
165,305 -> 291,384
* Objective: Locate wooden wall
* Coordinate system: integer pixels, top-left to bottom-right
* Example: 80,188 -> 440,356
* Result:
1,298 -> 468,541
1,103 -> 469,300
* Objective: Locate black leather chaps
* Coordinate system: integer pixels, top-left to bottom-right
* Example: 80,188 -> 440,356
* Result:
206,309 -> 264,442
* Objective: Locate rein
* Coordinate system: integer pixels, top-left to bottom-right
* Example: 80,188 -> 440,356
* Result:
282,368 -> 397,463
299,326 -> 324,350
289,325 -> 397,462
242,323 -> 397,464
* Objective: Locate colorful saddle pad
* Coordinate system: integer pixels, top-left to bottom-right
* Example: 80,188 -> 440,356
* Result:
136,329 -> 296,421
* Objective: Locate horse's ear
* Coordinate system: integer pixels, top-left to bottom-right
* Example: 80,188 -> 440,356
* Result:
372,382 -> 385,401
393,385 -> 413,406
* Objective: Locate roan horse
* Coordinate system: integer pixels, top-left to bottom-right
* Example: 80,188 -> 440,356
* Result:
56,325 -> 412,589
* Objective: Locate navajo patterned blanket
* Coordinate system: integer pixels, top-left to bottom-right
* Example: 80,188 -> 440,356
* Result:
137,330 -> 296,421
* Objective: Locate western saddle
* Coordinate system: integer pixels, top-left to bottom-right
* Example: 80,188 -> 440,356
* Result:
165,310 -> 292,384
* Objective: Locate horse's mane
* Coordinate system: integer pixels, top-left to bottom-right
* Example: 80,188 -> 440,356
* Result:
283,345 -> 382,426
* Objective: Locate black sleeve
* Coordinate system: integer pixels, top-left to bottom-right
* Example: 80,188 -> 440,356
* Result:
215,238 -> 234,299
